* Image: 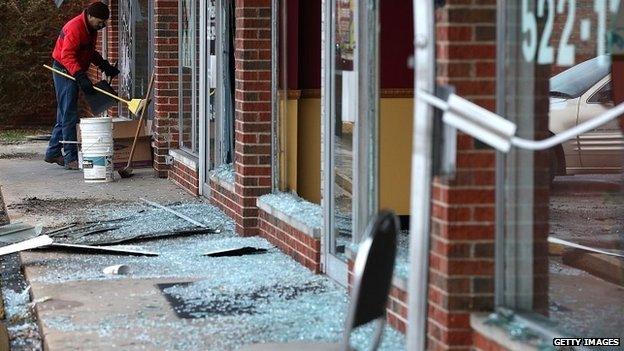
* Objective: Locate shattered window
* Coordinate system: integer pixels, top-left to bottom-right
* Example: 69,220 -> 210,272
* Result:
179,0 -> 197,152
118,0 -> 149,119
499,0 -> 624,340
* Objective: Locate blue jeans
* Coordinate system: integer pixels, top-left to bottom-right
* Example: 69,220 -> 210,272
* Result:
45,62 -> 79,164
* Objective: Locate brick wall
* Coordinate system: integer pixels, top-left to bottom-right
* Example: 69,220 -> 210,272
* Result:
105,0 -> 119,117
230,0 -> 273,236
428,2 -> 497,350
472,330 -> 508,351
347,260 -> 408,334
152,0 -> 179,178
387,284 -> 409,334
257,208 -> 321,273
170,160 -> 199,196
210,178 -> 239,223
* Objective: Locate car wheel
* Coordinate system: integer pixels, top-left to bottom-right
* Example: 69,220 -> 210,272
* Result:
549,148 -> 557,184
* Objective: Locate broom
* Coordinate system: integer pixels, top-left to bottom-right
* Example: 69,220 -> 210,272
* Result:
118,73 -> 155,178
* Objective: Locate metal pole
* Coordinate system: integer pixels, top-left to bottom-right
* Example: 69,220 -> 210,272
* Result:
199,0 -> 207,196
271,0 -> 279,192
406,0 -> 435,348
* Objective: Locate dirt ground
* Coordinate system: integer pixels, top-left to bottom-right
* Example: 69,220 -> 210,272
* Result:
548,174 -> 624,338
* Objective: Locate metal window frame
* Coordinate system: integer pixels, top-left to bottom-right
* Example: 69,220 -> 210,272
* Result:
494,0 -> 507,309
271,0 -> 280,192
214,0 -> 235,167
214,0 -> 225,168
353,0 -> 379,241
495,0 -> 538,312
199,0 -> 208,196
178,0 -> 200,155
322,0 -> 342,285
321,0 -> 380,287
406,0 -> 436,349
147,0 -> 156,120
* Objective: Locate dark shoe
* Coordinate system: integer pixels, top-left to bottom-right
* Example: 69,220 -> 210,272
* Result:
44,155 -> 64,166
64,160 -> 79,170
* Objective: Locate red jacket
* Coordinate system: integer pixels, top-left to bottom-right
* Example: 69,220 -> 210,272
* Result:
52,11 -> 104,76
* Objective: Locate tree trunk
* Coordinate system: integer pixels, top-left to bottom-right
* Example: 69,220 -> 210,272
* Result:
0,186 -> 9,226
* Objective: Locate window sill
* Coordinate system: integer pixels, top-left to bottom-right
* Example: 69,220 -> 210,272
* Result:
470,313 -> 539,351
169,149 -> 198,170
208,164 -> 235,194
257,193 -> 322,239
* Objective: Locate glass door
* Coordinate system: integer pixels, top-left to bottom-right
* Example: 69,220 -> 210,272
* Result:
497,0 -> 624,339
323,0 -> 359,285
324,0 -> 380,287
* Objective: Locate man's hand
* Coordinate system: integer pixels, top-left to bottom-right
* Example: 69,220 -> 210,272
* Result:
101,60 -> 119,78
75,71 -> 96,95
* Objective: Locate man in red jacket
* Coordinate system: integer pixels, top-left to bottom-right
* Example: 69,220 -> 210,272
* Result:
44,1 -> 119,170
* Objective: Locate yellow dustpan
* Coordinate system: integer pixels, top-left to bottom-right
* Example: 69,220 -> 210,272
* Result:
43,64 -> 147,116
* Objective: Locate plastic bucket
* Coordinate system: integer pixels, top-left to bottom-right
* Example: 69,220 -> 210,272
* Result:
80,117 -> 114,183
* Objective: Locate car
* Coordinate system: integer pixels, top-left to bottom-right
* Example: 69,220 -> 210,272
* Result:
549,55 -> 622,180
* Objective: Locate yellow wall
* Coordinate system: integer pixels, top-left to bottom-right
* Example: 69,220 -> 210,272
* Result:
282,96 -> 409,213
379,98 -> 413,215
296,98 -> 322,204
281,98 -> 299,193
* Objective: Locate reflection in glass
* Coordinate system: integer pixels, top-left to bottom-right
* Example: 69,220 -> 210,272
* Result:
332,0 -> 356,261
501,0 -> 623,338
118,0 -> 149,118
219,0 -> 236,165
194,0 -> 201,150
207,0 -> 217,169
180,0 -> 195,151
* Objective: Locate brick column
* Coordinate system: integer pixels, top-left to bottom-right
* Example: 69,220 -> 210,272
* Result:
233,0 -> 273,236
427,2 -> 497,350
106,0 -> 119,117
152,0 -> 179,178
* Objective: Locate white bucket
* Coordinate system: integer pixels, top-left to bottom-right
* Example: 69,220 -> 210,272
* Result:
80,117 -> 114,183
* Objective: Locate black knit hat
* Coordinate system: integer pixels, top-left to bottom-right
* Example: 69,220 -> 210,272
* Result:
86,1 -> 110,20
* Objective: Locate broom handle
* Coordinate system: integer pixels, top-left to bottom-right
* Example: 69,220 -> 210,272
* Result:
43,64 -> 130,104
126,72 -> 155,168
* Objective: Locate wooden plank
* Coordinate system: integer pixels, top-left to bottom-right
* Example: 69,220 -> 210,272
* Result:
0,235 -> 54,256
562,250 -> 624,287
48,243 -> 159,256
0,321 -> 8,351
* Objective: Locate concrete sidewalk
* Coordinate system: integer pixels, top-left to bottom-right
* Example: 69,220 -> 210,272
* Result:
0,141 -> 406,350
0,141 -> 192,227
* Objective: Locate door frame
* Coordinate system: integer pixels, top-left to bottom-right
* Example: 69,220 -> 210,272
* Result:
322,0 -> 346,286
406,0 -> 436,349
321,0 -> 380,287
199,0 -> 208,196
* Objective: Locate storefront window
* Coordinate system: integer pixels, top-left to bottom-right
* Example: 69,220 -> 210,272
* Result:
215,0 -> 235,166
206,0 -> 217,169
498,0 -> 624,338
179,0 -> 200,154
118,0 -> 149,119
